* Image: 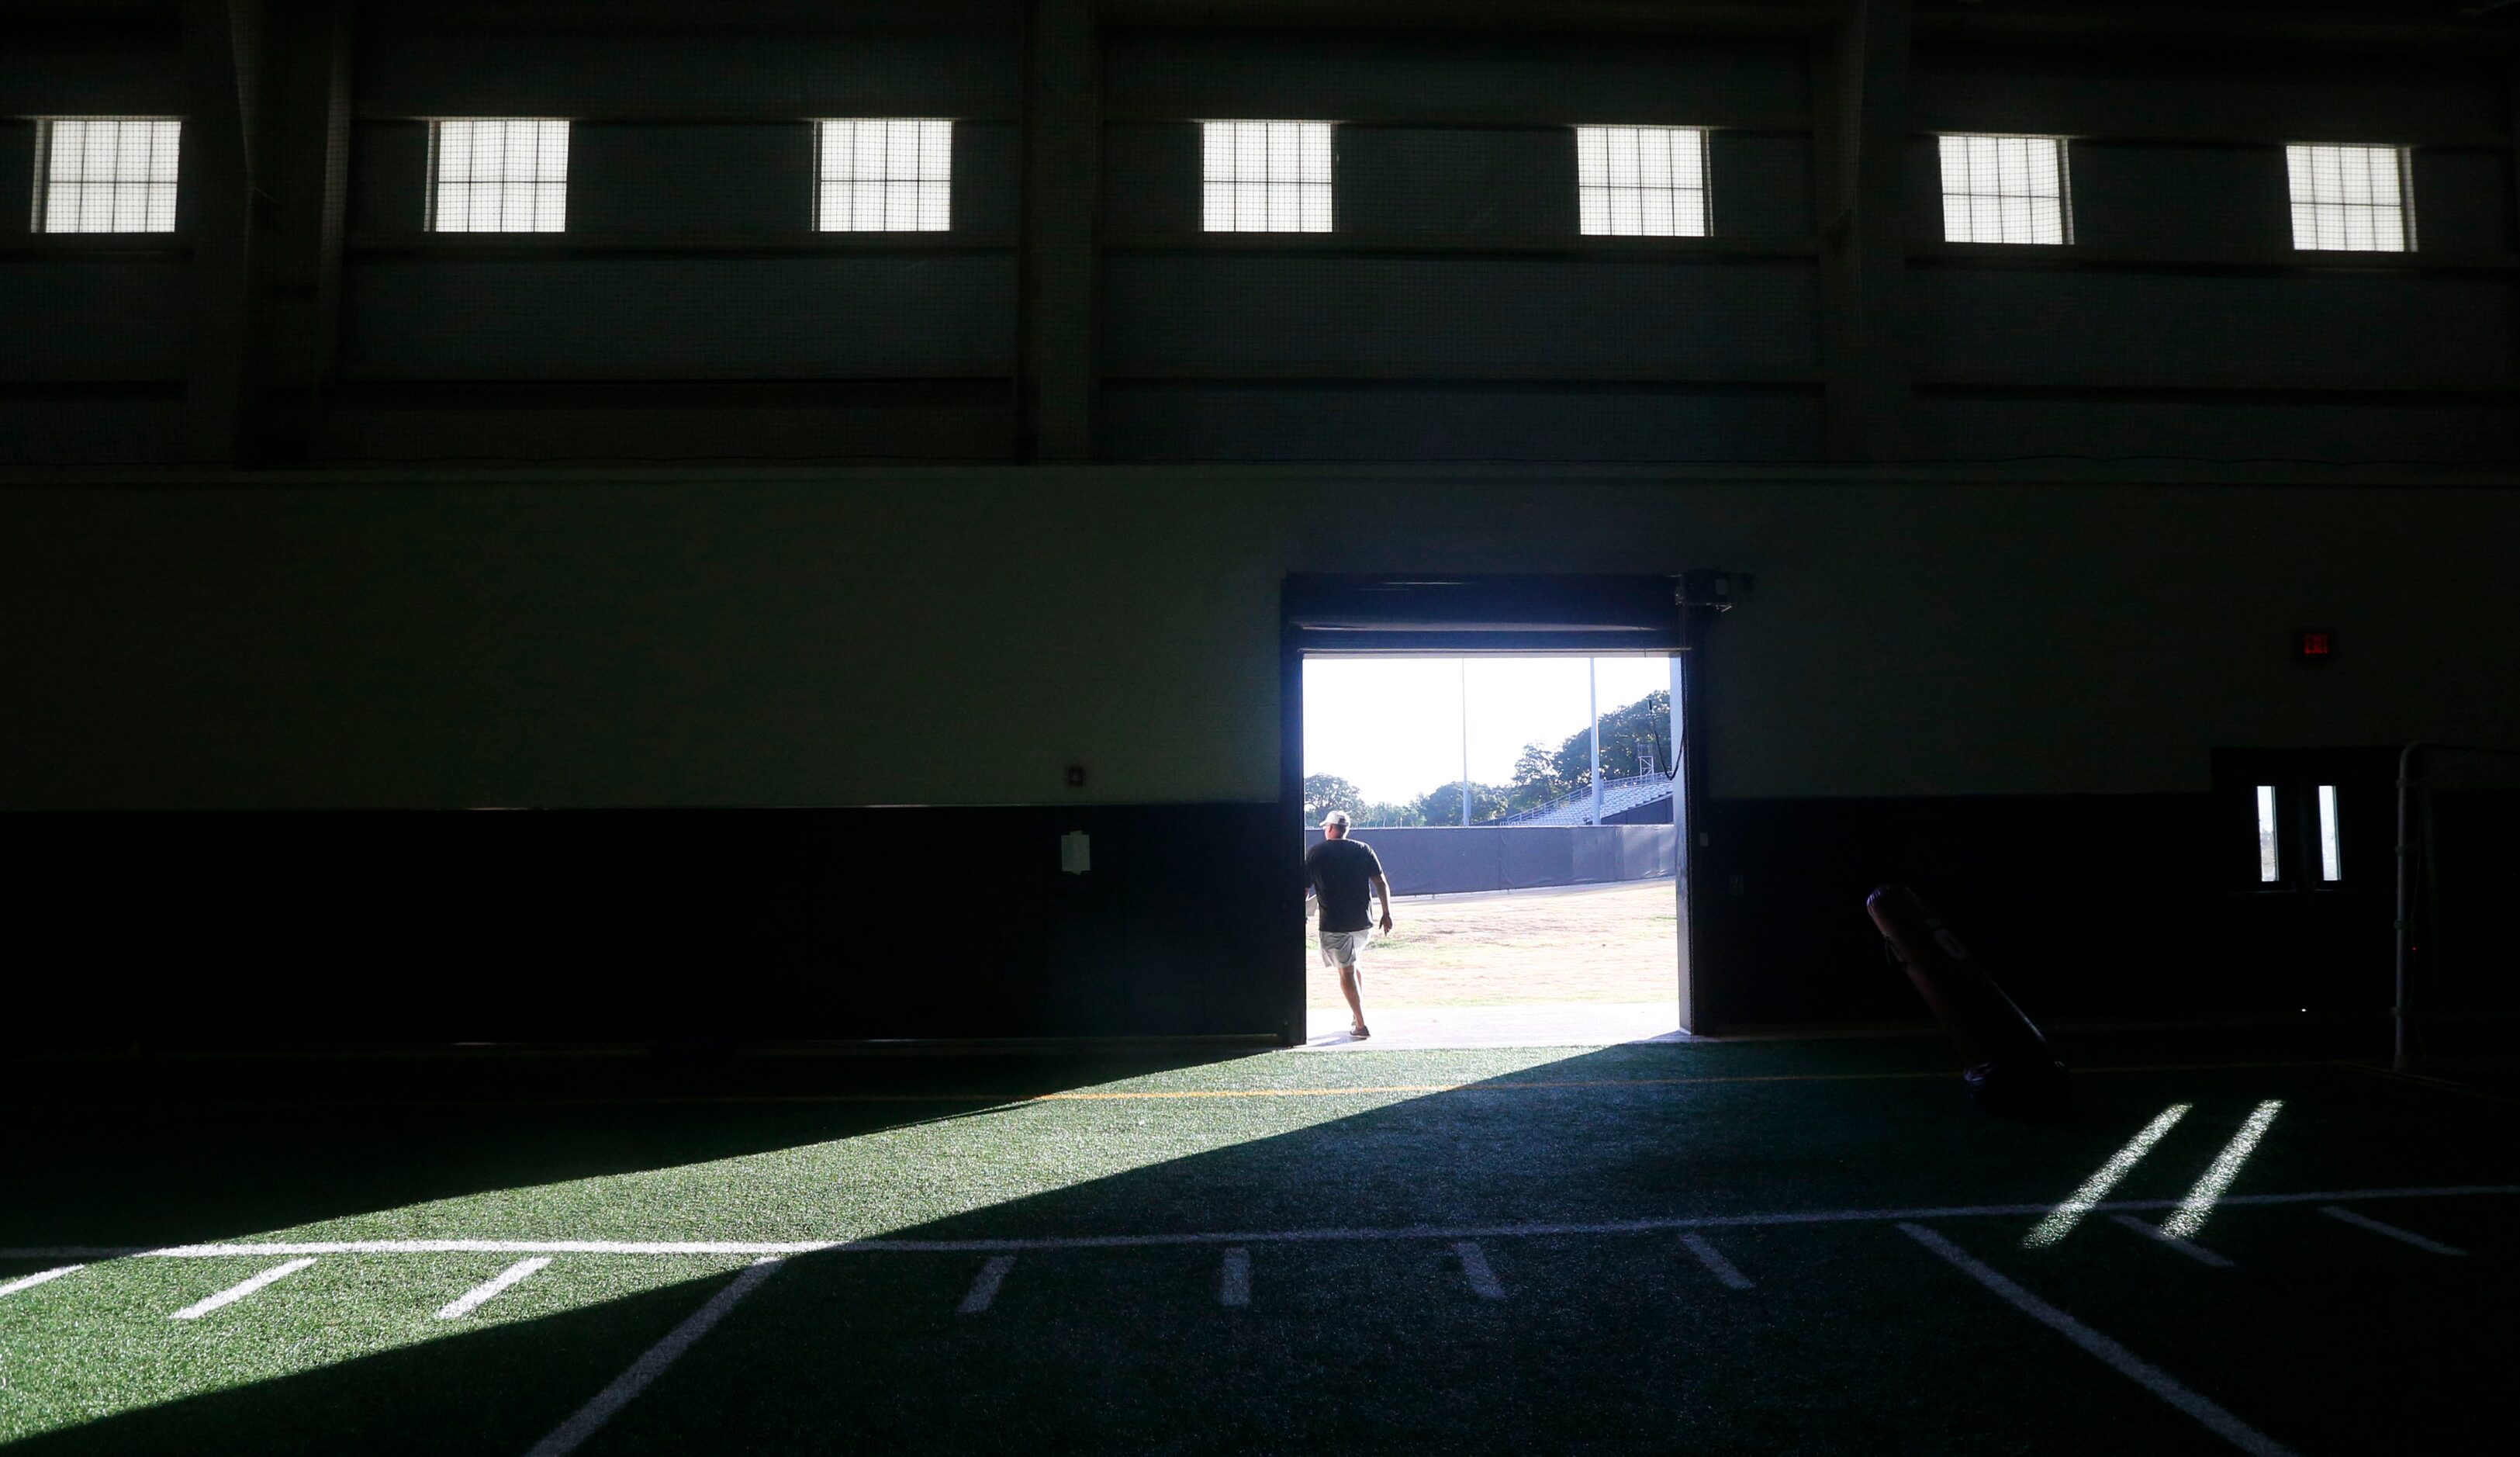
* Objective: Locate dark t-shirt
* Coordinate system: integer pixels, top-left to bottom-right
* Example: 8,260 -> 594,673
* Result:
1305,836 -> 1386,933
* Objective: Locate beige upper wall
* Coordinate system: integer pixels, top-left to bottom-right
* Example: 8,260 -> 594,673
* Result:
2,466 -> 2515,809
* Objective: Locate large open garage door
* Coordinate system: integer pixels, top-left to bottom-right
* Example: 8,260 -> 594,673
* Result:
1281,574 -> 1726,1041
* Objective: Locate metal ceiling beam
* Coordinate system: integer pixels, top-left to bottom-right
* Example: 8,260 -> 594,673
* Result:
1920,2 -> 2520,57
1098,0 -> 1827,36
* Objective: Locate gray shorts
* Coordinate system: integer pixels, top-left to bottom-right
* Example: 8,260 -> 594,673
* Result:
1318,928 -> 1372,967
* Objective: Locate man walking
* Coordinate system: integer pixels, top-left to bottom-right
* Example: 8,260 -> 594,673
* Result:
1304,810 -> 1392,1040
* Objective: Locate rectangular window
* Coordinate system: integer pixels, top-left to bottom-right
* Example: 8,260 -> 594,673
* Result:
1937,133 -> 2069,245
816,119 -> 952,232
2255,785 -> 2281,883
1201,120 -> 1333,233
430,118 -> 569,233
2287,144 -> 2410,252
1576,125 -> 1709,237
2317,784 -> 2342,882
34,117 -> 181,233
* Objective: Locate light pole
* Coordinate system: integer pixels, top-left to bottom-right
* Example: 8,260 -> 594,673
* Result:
1458,659 -> 1471,827
1588,657 -> 1603,826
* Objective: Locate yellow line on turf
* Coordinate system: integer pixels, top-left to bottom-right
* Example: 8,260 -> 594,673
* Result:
1020,1061 -> 2319,1100
2330,1060 -> 2518,1104
67,1061 -> 2334,1109
1040,1073 -> 1941,1099
191,1054 -> 2318,1099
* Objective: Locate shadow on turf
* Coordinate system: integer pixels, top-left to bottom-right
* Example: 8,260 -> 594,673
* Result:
0,1046 -> 1271,1251
4,1037 -> 2415,1455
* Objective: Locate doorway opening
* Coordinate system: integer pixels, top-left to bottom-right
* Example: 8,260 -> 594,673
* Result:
1298,651 -> 1685,1049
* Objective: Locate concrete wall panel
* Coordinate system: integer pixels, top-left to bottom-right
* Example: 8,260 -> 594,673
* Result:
4,469 -> 2517,812
1101,385 -> 1822,461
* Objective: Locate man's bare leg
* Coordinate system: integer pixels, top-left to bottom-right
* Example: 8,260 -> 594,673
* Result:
1340,964 -> 1368,1037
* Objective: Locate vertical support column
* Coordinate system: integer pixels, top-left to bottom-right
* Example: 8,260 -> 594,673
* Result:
295,0 -> 357,460
1671,570 -> 1742,1037
181,0 -> 262,464
2507,69 -> 2520,413
1668,644 -> 1698,1034
1810,0 -> 1914,462
1021,0 -> 1101,461
1277,618 -> 1307,1047
1588,659 -> 1603,826
240,0 -> 355,462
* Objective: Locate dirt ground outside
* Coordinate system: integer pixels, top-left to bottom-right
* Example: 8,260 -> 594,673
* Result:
1306,878 -> 1678,1010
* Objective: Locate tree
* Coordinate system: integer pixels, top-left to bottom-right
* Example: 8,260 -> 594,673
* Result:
1504,740 -> 1574,815
1405,779 -> 1512,825
1352,799 -> 1424,828
1548,689 -> 1672,787
1302,773 -> 1362,822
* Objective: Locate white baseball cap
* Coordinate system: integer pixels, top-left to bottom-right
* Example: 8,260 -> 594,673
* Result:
1321,810 -> 1352,829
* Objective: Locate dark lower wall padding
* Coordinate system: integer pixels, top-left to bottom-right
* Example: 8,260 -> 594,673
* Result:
1688,791 -> 2516,1030
11,791 -> 2504,1045
5,804 -> 1290,1044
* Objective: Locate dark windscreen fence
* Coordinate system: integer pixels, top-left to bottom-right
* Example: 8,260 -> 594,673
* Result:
1306,825 -> 1675,897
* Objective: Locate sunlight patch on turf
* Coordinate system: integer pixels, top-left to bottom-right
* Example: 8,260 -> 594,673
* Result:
212,1049 -> 1590,1251
2162,1100 -> 2283,1240
0,1048 -> 1595,1443
2022,1103 -> 2190,1248
0,1253 -> 749,1444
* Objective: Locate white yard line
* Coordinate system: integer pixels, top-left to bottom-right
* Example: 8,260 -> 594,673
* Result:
2108,1214 -> 2235,1268
8,1184 -> 2510,1263
1453,1241 -> 1506,1300
2318,1206 -> 2467,1257
1680,1233 -> 1754,1289
957,1255 -> 1014,1313
170,1258 -> 316,1320
524,1258 -> 783,1457
0,1265 -> 82,1297
1219,1248 -> 1251,1307
1899,1224 -> 2297,1457
436,1257 -> 553,1320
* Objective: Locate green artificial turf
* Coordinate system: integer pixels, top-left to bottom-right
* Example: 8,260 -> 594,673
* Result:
0,1037 -> 2511,1454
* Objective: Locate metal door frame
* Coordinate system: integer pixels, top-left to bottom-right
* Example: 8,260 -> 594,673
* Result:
1277,573 -> 1723,1044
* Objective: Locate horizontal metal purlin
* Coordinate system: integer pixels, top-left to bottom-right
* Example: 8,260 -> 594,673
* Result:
1285,573 -> 1681,638
344,234 -> 1018,255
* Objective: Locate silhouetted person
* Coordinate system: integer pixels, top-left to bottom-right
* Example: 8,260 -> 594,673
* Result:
1305,810 -> 1392,1040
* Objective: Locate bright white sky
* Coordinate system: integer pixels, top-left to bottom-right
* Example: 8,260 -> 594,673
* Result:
1303,656 -> 1674,804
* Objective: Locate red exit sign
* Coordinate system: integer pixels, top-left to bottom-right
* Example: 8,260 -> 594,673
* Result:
2295,628 -> 2335,663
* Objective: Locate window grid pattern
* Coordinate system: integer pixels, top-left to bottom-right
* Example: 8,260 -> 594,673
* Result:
430,119 -> 569,233
1201,121 -> 1333,233
816,119 -> 952,232
2287,144 -> 2409,252
1938,133 -> 2069,245
1576,126 -> 1708,237
36,118 -> 181,234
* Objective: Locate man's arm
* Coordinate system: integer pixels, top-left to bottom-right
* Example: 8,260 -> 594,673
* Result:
1371,874 -> 1393,933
